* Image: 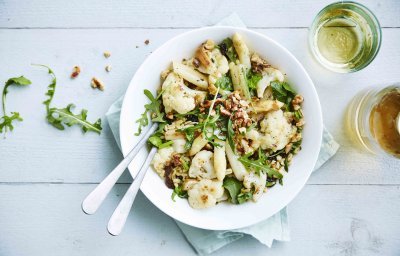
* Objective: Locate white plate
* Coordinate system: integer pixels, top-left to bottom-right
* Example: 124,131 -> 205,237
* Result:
120,26 -> 323,230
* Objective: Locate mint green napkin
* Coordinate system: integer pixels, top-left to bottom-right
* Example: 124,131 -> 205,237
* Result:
105,13 -> 340,255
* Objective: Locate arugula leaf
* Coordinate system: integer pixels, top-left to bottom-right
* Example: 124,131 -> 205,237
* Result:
237,191 -> 253,204
215,75 -> 233,91
0,76 -> 31,135
49,104 -> 102,134
291,139 -> 302,153
171,185 -> 188,202
202,87 -> 220,132
181,158 -> 190,171
239,152 -> 283,179
218,38 -> 238,62
247,70 -> 262,90
135,89 -> 165,135
223,177 -> 243,204
284,158 -> 289,172
294,109 -> 303,121
148,135 -> 162,147
135,111 -> 149,136
227,118 -> 236,153
270,81 -> 296,110
34,64 -> 102,134
0,112 -> 22,134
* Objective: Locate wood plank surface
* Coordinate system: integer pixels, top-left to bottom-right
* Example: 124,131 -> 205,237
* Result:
1,1 -> 399,255
0,184 -> 398,256
0,0 -> 399,28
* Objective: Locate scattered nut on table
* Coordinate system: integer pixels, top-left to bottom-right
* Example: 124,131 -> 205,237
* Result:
91,77 -> 105,91
144,39 -> 150,45
70,66 -> 81,78
103,51 -> 111,58
105,65 -> 112,72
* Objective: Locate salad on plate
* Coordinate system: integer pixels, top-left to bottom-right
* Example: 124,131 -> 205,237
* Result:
136,33 -> 305,209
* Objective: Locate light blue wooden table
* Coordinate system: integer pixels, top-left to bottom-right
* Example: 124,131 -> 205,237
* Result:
0,1 -> 399,255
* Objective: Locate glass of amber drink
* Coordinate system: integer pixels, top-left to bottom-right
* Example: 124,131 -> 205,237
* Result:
346,84 -> 400,159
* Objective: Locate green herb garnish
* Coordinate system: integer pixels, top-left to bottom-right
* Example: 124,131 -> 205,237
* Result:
223,177 -> 243,204
270,81 -> 296,110
171,185 -> 188,202
294,109 -> 303,121
218,38 -> 238,62
239,151 -> 283,179
247,70 -> 262,90
34,64 -> 102,134
0,76 -> 31,135
237,191 -> 253,204
135,89 -> 165,136
215,75 -> 233,91
227,118 -> 236,153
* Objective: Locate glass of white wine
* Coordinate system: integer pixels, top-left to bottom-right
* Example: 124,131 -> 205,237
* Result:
346,85 -> 400,159
309,1 -> 381,73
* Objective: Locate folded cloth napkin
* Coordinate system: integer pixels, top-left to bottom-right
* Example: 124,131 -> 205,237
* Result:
105,13 -> 340,255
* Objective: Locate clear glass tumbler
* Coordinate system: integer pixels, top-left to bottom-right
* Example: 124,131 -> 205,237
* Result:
346,84 -> 400,159
309,1 -> 381,73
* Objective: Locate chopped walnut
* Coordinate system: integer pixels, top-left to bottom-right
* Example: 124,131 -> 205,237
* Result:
292,95 -> 304,111
291,132 -> 302,143
103,51 -> 111,58
71,66 -> 81,78
296,119 -> 305,127
292,95 -> 304,105
250,53 -> 271,74
285,143 -> 293,154
144,39 -> 150,45
91,77 -> 105,91
219,106 -> 231,117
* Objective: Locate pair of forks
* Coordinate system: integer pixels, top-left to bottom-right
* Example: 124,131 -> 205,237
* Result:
81,123 -> 158,236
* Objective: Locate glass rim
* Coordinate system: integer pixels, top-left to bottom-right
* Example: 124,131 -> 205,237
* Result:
309,1 -> 382,73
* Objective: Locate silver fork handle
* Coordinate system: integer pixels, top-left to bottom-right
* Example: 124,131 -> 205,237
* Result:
81,123 -> 158,215
107,147 -> 158,236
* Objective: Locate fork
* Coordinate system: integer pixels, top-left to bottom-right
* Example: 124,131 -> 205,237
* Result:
107,146 -> 158,235
81,123 -> 158,215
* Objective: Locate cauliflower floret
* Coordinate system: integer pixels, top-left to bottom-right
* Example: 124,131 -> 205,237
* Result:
188,179 -> 224,209
256,68 -> 284,98
245,109 -> 296,152
259,109 -> 296,151
243,170 -> 267,202
188,150 -> 216,179
244,129 -> 262,151
162,73 -> 207,114
151,147 -> 174,177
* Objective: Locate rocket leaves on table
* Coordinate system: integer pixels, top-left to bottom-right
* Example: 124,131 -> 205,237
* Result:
34,64 -> 102,134
0,76 -> 31,135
